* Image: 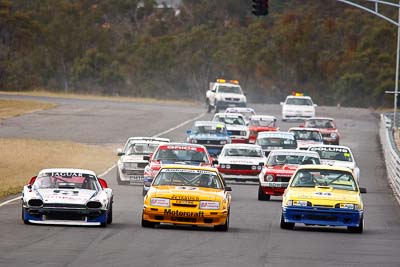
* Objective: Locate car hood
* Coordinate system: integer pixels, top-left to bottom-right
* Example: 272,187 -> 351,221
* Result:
297,140 -> 323,148
152,186 -> 223,201
249,126 -> 277,132
218,156 -> 264,165
319,129 -> 338,134
226,125 -> 247,131
286,187 -> 361,203
36,188 -> 96,205
219,93 -> 245,99
320,160 -> 356,169
190,134 -> 227,140
283,105 -> 315,111
150,160 -> 204,170
266,164 -> 298,174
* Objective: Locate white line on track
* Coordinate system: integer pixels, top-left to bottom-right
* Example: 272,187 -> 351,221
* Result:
0,196 -> 21,207
152,112 -> 206,138
0,111 -> 207,207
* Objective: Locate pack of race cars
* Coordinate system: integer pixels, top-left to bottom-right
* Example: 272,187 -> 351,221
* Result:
21,90 -> 366,233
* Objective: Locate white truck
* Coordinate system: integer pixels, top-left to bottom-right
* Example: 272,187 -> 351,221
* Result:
206,79 -> 247,113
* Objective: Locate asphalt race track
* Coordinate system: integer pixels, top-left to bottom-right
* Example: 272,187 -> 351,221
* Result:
1,94 -> 400,267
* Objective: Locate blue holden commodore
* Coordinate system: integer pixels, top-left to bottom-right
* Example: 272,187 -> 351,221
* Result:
186,121 -> 231,156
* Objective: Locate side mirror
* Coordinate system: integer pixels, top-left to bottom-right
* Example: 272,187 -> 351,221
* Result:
117,148 -> 124,156
28,176 -> 37,185
259,162 -> 264,166
225,186 -> 232,192
313,104 -> 318,107
359,187 -> 367,194
98,178 -> 108,188
212,159 -> 219,165
186,130 -> 191,135
143,155 -> 150,161
280,102 -> 284,105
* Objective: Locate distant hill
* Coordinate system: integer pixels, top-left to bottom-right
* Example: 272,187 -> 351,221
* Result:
0,0 -> 395,107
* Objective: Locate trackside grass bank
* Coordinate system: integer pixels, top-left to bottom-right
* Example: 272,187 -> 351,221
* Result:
0,99 -> 55,119
0,139 -> 117,199
0,90 -> 199,106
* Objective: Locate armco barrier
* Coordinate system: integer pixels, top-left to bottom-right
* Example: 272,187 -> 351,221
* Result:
380,114 -> 400,205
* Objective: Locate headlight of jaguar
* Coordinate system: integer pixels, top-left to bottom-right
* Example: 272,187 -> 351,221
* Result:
331,132 -> 337,138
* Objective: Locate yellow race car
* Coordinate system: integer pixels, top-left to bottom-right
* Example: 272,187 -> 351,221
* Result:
142,165 -> 232,231
281,165 -> 366,233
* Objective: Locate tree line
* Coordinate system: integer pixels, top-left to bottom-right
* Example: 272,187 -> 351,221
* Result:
0,0 -> 397,107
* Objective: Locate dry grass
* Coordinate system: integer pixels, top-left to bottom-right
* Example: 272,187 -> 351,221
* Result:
0,99 -> 55,119
0,138 -> 117,198
0,90 -> 200,106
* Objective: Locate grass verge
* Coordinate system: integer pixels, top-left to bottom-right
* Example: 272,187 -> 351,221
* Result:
0,99 -> 55,119
0,90 -> 200,106
0,138 -> 117,199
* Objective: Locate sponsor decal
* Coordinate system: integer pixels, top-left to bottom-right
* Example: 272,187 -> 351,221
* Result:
314,192 -> 332,197
309,147 -> 349,153
46,195 -> 86,201
171,195 -> 200,201
161,145 -> 199,151
49,172 -> 84,177
164,209 -> 204,217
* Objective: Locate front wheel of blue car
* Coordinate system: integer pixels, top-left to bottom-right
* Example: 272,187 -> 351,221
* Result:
107,202 -> 113,224
348,217 -> 363,233
280,214 -> 294,230
21,206 -> 29,225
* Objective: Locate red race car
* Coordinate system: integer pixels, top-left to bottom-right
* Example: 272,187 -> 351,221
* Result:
300,117 -> 340,145
258,149 -> 320,200
248,115 -> 278,144
142,143 -> 214,195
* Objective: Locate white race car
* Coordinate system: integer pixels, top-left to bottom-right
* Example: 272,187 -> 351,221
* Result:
22,168 -> 113,226
116,137 -> 170,185
225,107 -> 256,125
213,113 -> 249,143
216,143 -> 265,183
288,127 -> 324,150
281,95 -> 317,121
307,144 -> 361,181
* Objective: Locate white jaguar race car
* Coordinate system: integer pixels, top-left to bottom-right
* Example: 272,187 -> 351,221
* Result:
21,168 -> 113,227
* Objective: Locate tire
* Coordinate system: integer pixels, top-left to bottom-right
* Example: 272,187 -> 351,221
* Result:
141,213 -> 156,228
206,99 -> 212,113
21,206 -> 30,225
280,214 -> 295,230
258,185 -> 271,201
142,187 -> 147,196
116,169 -> 129,185
348,217 -> 363,233
107,201 -> 113,224
215,102 -> 220,113
215,209 -> 230,231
